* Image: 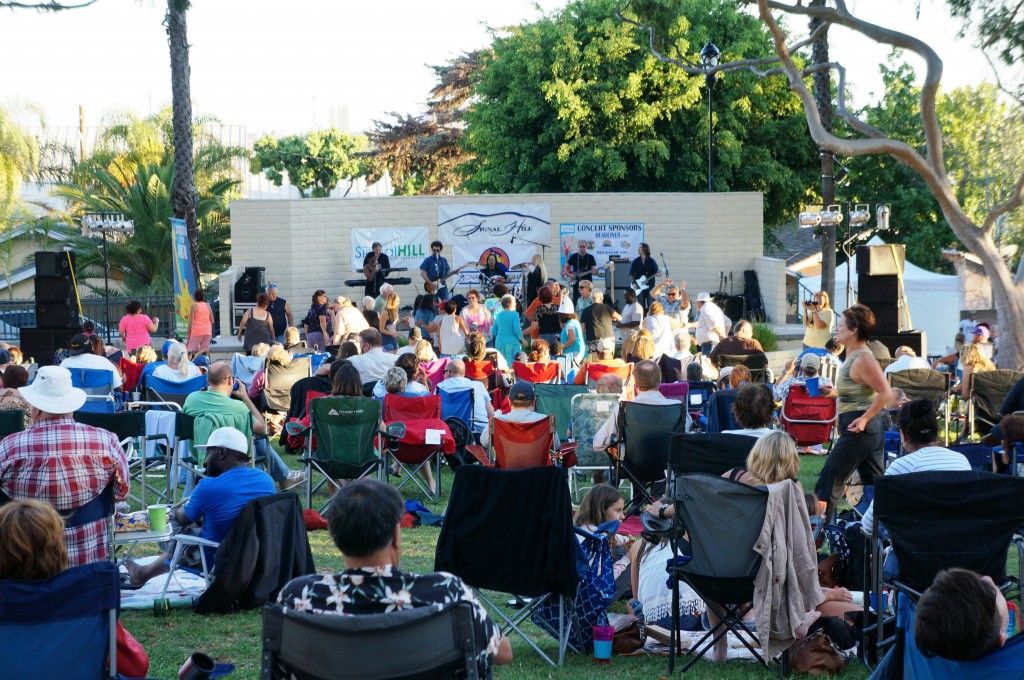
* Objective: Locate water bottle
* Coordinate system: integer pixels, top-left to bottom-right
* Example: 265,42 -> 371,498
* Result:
629,598 -> 645,622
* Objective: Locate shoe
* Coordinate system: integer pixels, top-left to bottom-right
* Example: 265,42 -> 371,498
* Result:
280,471 -> 306,491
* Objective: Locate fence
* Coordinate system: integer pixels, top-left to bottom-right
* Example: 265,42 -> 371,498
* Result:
0,295 -> 177,342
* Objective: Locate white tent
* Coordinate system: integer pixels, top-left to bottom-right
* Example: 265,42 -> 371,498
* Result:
798,237 -> 960,356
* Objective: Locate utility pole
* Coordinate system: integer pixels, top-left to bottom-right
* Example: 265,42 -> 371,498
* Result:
810,0 -> 836,304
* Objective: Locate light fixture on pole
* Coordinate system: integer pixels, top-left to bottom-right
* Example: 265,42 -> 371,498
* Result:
81,212 -> 134,344
700,40 -> 721,193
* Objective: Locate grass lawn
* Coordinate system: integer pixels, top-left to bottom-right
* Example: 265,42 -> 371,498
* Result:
121,450 -> 873,679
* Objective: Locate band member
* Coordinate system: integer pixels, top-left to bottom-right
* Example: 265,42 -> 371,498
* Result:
479,252 -> 508,280
562,240 -> 598,304
629,242 -> 659,311
363,242 -> 391,298
420,240 -> 452,301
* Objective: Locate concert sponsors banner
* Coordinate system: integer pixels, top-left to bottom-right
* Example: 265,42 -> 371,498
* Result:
170,218 -> 198,337
349,227 -> 430,273
559,222 -> 644,278
437,204 -> 550,271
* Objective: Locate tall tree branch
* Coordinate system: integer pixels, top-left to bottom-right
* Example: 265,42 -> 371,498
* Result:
0,0 -> 96,9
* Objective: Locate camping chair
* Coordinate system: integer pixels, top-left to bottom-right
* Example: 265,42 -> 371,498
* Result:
535,383 -> 587,441
0,561 -> 120,680
292,352 -> 330,374
658,381 -> 691,402
264,355 -> 312,415
780,383 -> 838,447
488,415 -> 556,469
668,474 -> 776,672
669,432 -> 758,478
67,367 -> 116,414
435,465 -> 579,666
864,471 -> 1024,665
887,369 -> 950,443
230,352 -> 265,389
512,360 -> 560,384
438,385 -> 479,432
465,358 -> 502,392
383,394 -> 452,501
583,361 -> 632,389
167,412 -> 198,502
118,357 -> 145,393
145,373 -> 208,408
969,369 -> 1024,437
159,492 -> 315,614
299,396 -> 386,513
613,401 -> 686,514
686,380 -> 717,431
260,600 -> 487,680
569,393 -> 621,501
705,388 -> 739,433
420,357 -> 450,392
0,410 -> 25,440
74,410 -> 170,507
716,353 -> 770,383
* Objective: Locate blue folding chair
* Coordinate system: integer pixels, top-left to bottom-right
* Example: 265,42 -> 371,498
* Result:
145,374 -> 209,408
0,561 -> 120,680
230,353 -> 264,389
67,368 -> 116,414
294,352 -> 331,374
439,386 -> 475,429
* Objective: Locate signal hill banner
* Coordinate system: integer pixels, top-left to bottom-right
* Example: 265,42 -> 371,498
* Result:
349,227 -> 431,272
437,204 -> 551,271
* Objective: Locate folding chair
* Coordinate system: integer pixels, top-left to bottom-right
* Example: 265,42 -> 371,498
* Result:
613,401 -> 686,514
0,561 -> 120,680
864,471 -> 1024,666
118,356 -> 145,393
0,409 -> 25,440
145,373 -> 209,408
669,432 -> 758,478
74,410 -> 170,507
382,394 -> 451,501
887,369 -> 950,443
488,415 -> 556,469
264,355 -> 312,415
658,380 -> 690,402
67,367 -> 116,414
512,360 -> 560,384
569,393 -> 621,501
535,383 -> 587,441
168,412 -> 198,503
291,352 -> 330,374
231,352 -> 265,389
705,388 -> 739,433
716,353 -> 770,383
582,361 -> 632,389
780,383 -> 838,447
436,465 -> 579,666
969,369 -> 1024,437
299,396 -> 385,513
420,357 -> 450,392
686,380 -> 717,431
260,600 -> 487,680
465,358 -> 501,392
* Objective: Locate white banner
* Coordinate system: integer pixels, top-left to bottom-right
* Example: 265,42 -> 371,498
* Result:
559,222 -> 644,278
438,204 -> 551,269
350,227 -> 430,273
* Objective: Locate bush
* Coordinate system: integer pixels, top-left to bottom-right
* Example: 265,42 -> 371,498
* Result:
752,323 -> 779,352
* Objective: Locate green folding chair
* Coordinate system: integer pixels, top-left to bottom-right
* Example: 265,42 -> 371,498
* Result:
74,411 -> 169,507
568,392 -> 621,502
534,383 -> 587,442
0,410 -> 26,440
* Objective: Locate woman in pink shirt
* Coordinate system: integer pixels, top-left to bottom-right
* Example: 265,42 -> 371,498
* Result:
118,300 -> 159,352
186,289 -> 214,355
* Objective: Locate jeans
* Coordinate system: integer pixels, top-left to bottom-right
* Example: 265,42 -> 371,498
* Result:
700,342 -> 714,357
815,410 -> 885,506
256,438 -> 291,482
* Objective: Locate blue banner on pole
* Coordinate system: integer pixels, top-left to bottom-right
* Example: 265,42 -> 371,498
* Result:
170,218 -> 197,337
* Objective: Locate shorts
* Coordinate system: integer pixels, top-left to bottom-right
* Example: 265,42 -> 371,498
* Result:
186,335 -> 211,354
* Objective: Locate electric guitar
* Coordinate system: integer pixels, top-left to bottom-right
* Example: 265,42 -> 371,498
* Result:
565,261 -> 613,284
631,271 -> 666,294
424,264 -> 467,294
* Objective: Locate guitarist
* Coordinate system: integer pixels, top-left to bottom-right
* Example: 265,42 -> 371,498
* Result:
420,240 -> 453,301
363,242 -> 391,299
629,242 -> 659,311
562,240 -> 598,304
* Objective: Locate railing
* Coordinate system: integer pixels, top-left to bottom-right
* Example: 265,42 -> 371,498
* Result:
0,295 -> 177,341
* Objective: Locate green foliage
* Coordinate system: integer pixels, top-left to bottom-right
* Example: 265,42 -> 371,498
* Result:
251,129 -> 366,198
751,322 -> 778,352
0,105 -> 40,210
463,0 -> 818,230
942,0 -> 1024,102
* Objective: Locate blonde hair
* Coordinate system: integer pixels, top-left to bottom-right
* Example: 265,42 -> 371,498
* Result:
531,253 -> 547,281
747,431 -> 800,485
384,293 -> 400,323
251,343 -> 271,358
961,344 -> 995,372
631,330 -> 655,361
815,291 -> 831,309
165,341 -> 195,380
135,345 -> 158,364
414,339 -> 435,362
648,301 -> 664,316
284,326 -> 301,345
266,345 -> 292,367
0,500 -> 68,580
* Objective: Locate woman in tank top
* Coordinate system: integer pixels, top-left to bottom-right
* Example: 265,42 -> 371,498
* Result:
814,304 -> 893,519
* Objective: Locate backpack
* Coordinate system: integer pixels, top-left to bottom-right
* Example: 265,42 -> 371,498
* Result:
821,520 -> 868,591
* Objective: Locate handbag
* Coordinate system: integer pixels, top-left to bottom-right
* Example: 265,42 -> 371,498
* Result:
817,553 -> 839,588
788,630 -> 848,676
611,616 -> 646,655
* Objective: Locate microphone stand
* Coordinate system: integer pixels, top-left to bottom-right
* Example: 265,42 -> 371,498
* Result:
510,235 -> 548,305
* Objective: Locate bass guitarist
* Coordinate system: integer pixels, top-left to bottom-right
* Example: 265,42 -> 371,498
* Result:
562,240 -> 598,304
363,242 -> 391,299
420,240 -> 455,301
629,242 -> 660,311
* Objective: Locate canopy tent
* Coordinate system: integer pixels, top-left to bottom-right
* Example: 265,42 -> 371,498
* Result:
798,237 -> 960,357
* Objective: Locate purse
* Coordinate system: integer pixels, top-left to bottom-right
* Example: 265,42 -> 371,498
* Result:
611,616 -> 646,655
788,630 -> 848,676
817,553 -> 839,588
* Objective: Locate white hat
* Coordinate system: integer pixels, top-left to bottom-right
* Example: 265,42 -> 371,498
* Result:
557,296 -> 575,314
195,427 -> 250,456
19,366 -> 87,414
696,292 -> 712,303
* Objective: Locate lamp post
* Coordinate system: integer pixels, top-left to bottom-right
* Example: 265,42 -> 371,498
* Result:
700,40 -> 721,193
81,212 -> 134,344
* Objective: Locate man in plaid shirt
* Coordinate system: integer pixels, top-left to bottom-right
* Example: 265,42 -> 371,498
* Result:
0,365 -> 129,565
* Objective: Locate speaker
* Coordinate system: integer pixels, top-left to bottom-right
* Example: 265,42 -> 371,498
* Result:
857,244 -> 905,277
35,276 -> 74,303
874,331 -> 927,359
714,294 -> 746,325
35,251 -> 75,278
19,327 -> 81,366
36,302 -> 79,329
870,302 -> 902,335
858,275 -> 901,305
233,266 -> 265,304
610,259 -> 632,291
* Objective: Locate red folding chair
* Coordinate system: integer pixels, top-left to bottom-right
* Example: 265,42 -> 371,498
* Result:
780,384 -> 838,447
489,415 -> 556,469
582,362 -> 632,388
119,357 -> 145,393
464,359 -> 498,391
383,394 -> 452,500
512,361 -> 560,384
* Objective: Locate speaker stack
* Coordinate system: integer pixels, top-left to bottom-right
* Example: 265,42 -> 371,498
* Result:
608,258 -> 632,311
857,244 -> 928,355
21,252 -> 82,365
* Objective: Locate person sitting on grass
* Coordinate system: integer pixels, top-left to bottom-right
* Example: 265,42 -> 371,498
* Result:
277,479 -> 512,674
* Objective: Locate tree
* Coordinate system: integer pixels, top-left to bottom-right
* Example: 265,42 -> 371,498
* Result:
942,0 -> 1024,103
251,129 -> 366,198
464,0 -> 819,231
0,0 -> 97,9
0,105 -> 40,211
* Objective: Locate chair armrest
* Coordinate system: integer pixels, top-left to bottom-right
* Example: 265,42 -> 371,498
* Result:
171,534 -> 219,549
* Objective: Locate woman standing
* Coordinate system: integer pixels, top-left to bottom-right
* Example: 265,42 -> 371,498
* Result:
525,253 -> 547,305
492,294 -> 524,366
185,289 -> 214,355
430,300 -> 469,357
237,293 -> 276,354
413,294 -> 437,345
642,301 -> 674,359
460,289 -> 492,338
118,300 -> 160,352
379,293 -> 412,353
801,290 -> 835,350
302,290 -> 331,351
528,285 -> 561,347
814,304 -> 892,518
558,299 -> 586,368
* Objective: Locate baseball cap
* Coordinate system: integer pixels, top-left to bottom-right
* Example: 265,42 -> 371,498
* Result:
68,333 -> 91,356
972,326 -> 990,341
801,353 -> 821,372
267,283 -> 278,290
509,382 -> 536,402
195,427 -> 250,457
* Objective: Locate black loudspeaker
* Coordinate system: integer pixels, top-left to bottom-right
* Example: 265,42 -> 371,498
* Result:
36,302 -> 80,329
870,302 -> 902,335
714,294 -> 746,324
19,327 -> 81,366
857,244 -> 905,277
610,259 -> 632,291
35,251 -> 75,278
874,331 -> 926,359
35,276 -> 74,303
858,275 -> 901,305
233,266 -> 265,304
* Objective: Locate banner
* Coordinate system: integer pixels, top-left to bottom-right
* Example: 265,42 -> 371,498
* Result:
438,204 -> 551,270
170,217 -> 198,337
559,222 -> 644,279
350,227 -> 430,273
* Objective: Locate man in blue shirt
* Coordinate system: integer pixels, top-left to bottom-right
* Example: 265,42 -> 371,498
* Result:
125,426 -> 276,585
419,240 -> 452,301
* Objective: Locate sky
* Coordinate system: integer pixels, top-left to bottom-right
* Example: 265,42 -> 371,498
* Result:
0,0 -> 993,137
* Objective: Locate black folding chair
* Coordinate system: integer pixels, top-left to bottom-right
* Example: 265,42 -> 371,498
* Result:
0,410 -> 25,440
613,401 -> 686,514
669,432 -> 758,478
74,410 -> 170,507
969,369 -> 1024,437
887,369 -> 950,443
264,356 -> 312,414
717,353 -> 770,383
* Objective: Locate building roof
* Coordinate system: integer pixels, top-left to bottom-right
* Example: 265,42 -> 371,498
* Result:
766,220 -> 821,270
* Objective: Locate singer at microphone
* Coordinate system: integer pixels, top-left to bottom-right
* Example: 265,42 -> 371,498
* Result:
419,239 -> 452,302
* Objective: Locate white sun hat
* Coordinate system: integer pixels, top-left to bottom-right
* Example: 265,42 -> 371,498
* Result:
557,296 -> 575,315
18,366 -> 87,414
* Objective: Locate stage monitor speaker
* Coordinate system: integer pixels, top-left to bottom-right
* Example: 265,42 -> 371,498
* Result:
35,276 -> 74,303
35,302 -> 80,329
713,294 -> 746,325
609,261 -> 633,292
858,275 -> 901,305
19,327 -> 81,366
233,266 -> 265,304
873,330 -> 927,359
35,251 -> 75,278
870,302 -> 902,335
857,244 -> 905,277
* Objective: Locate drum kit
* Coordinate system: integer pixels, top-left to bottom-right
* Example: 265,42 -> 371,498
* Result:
456,262 -> 530,301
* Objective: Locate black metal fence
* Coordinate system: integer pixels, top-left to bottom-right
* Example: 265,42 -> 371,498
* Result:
0,295 -> 177,341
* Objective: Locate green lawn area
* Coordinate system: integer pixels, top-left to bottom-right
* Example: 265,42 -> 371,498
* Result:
121,450 -> 873,679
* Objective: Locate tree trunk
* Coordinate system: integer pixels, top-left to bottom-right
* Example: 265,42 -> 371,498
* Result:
810,0 -> 836,304
166,0 -> 201,284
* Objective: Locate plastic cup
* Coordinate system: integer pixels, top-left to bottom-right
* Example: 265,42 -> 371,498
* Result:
806,376 -> 821,397
869,592 -> 888,614
148,505 -> 168,532
593,624 -> 615,664
177,652 -> 215,680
